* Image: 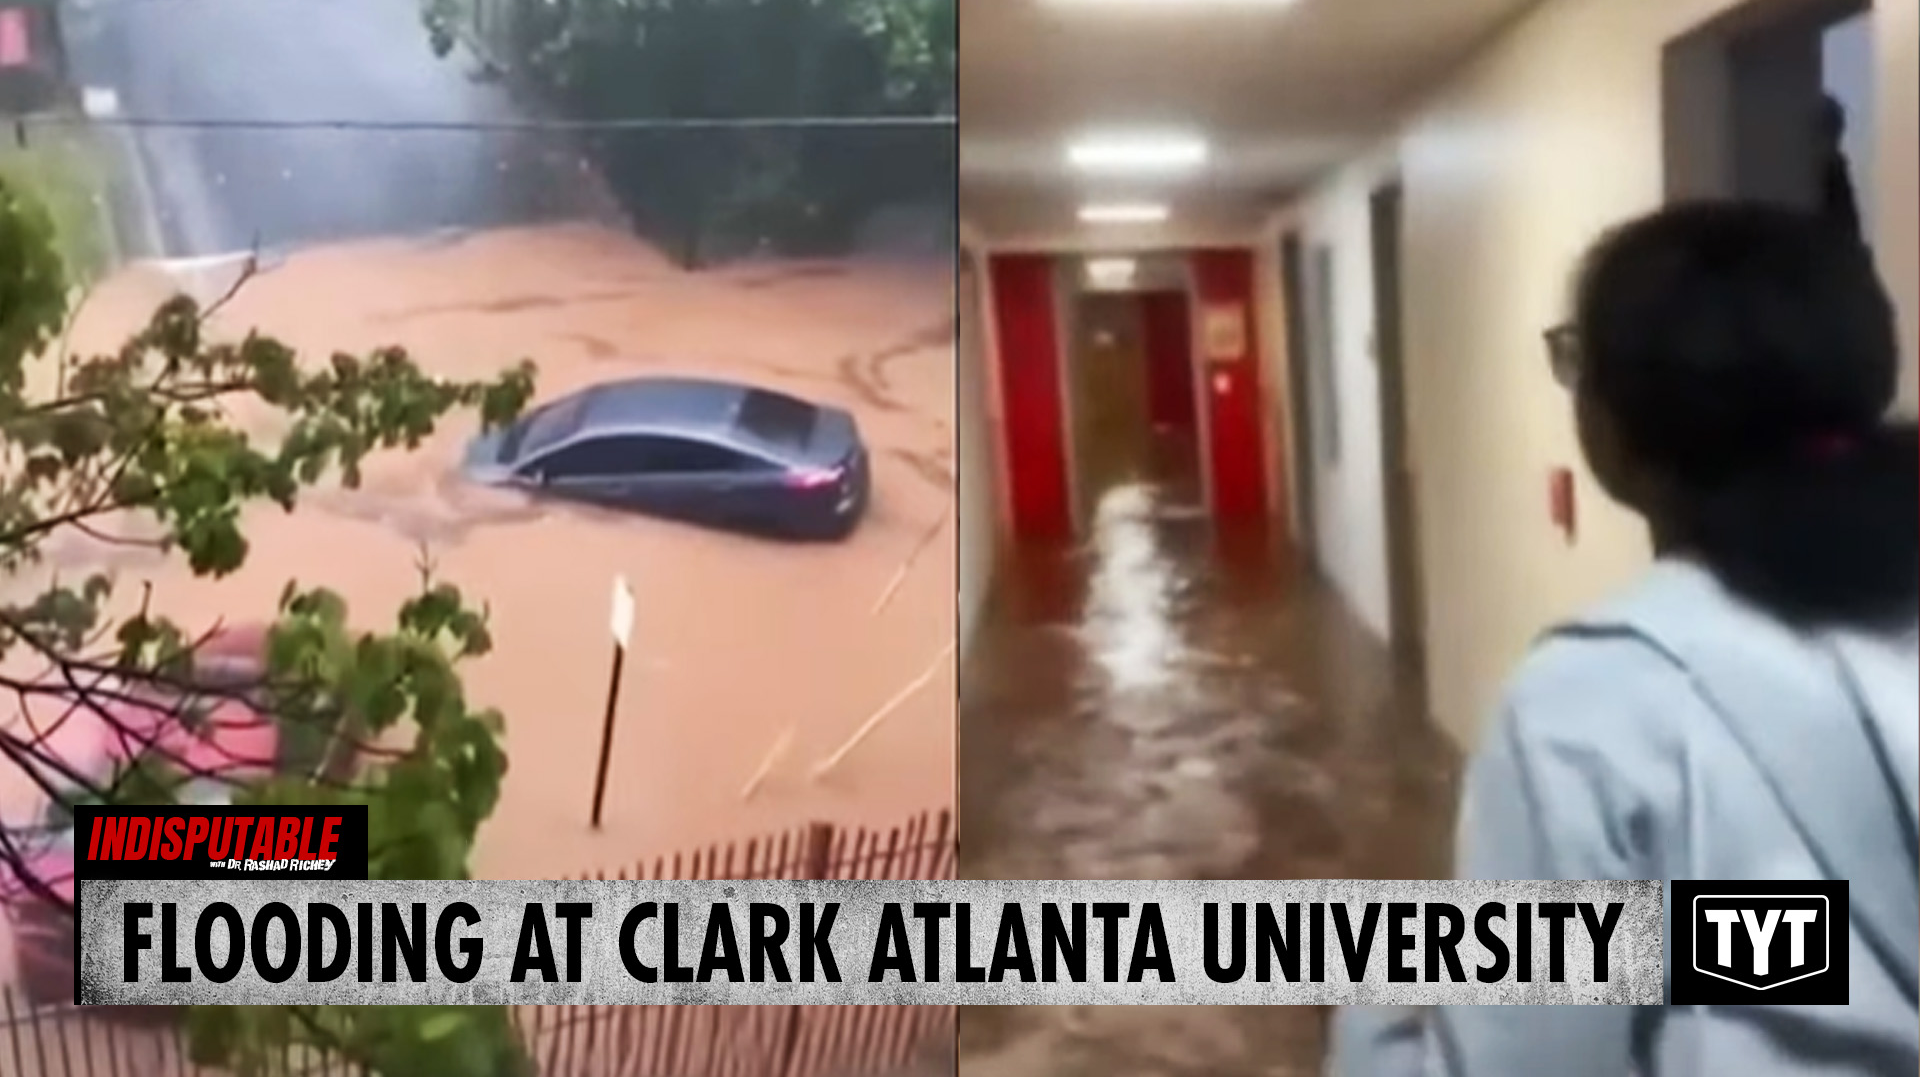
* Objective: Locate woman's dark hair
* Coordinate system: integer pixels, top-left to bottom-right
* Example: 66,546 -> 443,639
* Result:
1574,200 -> 1918,630
1819,93 -> 1847,142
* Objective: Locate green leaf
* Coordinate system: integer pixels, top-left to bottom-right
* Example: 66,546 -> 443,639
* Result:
418,1010 -> 465,1041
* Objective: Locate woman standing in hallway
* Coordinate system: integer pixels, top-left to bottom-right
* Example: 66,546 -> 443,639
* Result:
1328,202 -> 1919,1076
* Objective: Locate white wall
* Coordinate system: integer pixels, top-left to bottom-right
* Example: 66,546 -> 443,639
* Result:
1311,0 -> 1920,746
1257,153 -> 1400,640
1251,236 -> 1300,534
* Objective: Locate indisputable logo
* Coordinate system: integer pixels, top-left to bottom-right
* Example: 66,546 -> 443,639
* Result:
87,813 -> 347,871
75,806 -> 368,881
1669,881 -> 1849,1005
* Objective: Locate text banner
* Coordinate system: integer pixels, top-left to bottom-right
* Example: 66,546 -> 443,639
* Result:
79,878 -> 1664,1007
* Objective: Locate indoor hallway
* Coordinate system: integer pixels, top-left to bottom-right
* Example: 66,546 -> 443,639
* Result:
954,0 -> 1920,1069
956,471 -> 1460,1076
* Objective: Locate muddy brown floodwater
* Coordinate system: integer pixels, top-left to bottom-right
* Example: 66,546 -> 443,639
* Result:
957,462 -> 1459,1077
0,225 -> 956,979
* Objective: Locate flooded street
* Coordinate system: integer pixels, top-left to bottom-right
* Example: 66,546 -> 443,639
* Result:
0,222 -> 956,943
957,471 -> 1457,1075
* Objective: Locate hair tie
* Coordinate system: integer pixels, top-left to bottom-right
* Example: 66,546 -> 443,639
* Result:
1801,431 -> 1860,460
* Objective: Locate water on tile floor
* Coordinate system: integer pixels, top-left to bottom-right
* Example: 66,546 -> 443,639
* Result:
958,473 -> 1460,1077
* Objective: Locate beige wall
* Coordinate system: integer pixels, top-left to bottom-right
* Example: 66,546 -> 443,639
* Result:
1382,0 -> 1920,746
956,245 -> 1005,659
1257,149 -> 1403,640
1876,0 -> 1919,408
1252,232 -> 1301,540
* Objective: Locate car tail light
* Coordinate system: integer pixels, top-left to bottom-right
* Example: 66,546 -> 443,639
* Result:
785,467 -> 843,490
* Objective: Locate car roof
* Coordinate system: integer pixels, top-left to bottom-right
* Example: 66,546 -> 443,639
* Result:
575,377 -> 755,438
536,377 -> 837,460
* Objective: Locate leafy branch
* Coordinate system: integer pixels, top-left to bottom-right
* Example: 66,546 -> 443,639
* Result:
0,167 -> 536,1076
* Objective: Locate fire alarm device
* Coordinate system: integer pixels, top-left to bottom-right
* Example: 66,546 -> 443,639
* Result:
1549,467 -> 1576,541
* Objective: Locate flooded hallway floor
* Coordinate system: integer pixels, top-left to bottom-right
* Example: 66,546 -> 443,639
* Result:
957,478 -> 1461,1076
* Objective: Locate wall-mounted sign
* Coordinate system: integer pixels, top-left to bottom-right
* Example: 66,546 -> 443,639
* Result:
1200,303 -> 1247,361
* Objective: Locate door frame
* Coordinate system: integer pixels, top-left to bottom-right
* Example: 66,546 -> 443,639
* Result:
1137,288 -> 1198,438
1661,0 -> 1870,205
986,252 -> 1077,543
1277,230 -> 1316,561
1063,288 -> 1146,512
1053,257 -> 1089,534
1368,177 -> 1427,673
1185,248 -> 1270,525
1180,257 -> 1215,520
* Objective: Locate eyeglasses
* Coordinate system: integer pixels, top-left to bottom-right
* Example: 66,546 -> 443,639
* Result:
1543,323 -> 1581,389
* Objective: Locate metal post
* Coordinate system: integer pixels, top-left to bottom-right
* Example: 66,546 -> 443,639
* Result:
589,640 -> 625,830
591,575 -> 635,829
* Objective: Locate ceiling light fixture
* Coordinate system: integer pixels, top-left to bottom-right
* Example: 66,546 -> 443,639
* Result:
1049,0 -> 1298,6
1079,203 -> 1169,225
1067,134 -> 1209,174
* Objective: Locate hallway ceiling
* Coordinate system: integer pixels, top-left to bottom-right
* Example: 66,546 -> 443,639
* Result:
960,0 -> 1543,245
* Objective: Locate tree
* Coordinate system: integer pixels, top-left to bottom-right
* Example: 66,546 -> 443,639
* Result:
0,167 -> 537,1075
845,0 -> 955,113
424,0 -> 953,265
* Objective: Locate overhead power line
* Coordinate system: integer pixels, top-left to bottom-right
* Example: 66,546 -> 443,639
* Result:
20,114 -> 956,133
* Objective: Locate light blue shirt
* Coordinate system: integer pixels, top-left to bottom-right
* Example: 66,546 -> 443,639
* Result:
1329,559 -> 1919,1076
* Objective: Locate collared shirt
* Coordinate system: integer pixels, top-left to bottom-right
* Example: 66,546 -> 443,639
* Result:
1328,559 -> 1919,1077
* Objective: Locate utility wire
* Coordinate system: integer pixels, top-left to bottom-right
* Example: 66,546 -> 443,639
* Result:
19,114 -> 955,133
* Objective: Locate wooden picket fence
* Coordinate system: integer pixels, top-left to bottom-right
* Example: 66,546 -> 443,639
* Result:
0,809 -> 956,1077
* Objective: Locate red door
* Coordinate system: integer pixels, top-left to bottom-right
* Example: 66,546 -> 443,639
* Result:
987,254 -> 1073,541
1137,290 -> 1196,433
1188,249 -> 1270,524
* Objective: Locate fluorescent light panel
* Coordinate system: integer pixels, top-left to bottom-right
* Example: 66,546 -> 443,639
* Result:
1049,0 -> 1296,6
1067,134 -> 1208,173
1079,203 -> 1169,225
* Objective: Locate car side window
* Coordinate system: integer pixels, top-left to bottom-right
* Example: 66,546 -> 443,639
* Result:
646,438 -> 774,474
533,436 -> 650,479
531,436 -> 773,478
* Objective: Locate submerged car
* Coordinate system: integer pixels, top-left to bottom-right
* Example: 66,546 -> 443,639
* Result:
0,623 -> 333,1010
461,377 -> 871,540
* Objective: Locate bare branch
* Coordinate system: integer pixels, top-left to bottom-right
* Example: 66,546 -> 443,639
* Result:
0,823 -> 74,916
64,517 -> 164,553
197,235 -> 263,327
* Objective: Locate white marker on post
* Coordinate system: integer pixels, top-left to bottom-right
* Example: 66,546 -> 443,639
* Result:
610,574 -> 635,649
80,86 -> 120,120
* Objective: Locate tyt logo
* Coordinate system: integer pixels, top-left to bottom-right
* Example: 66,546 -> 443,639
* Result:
1670,881 -> 1848,1005
1692,895 -> 1827,989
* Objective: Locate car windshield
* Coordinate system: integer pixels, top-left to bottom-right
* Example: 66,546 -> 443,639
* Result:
498,393 -> 591,463
733,389 -> 819,453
